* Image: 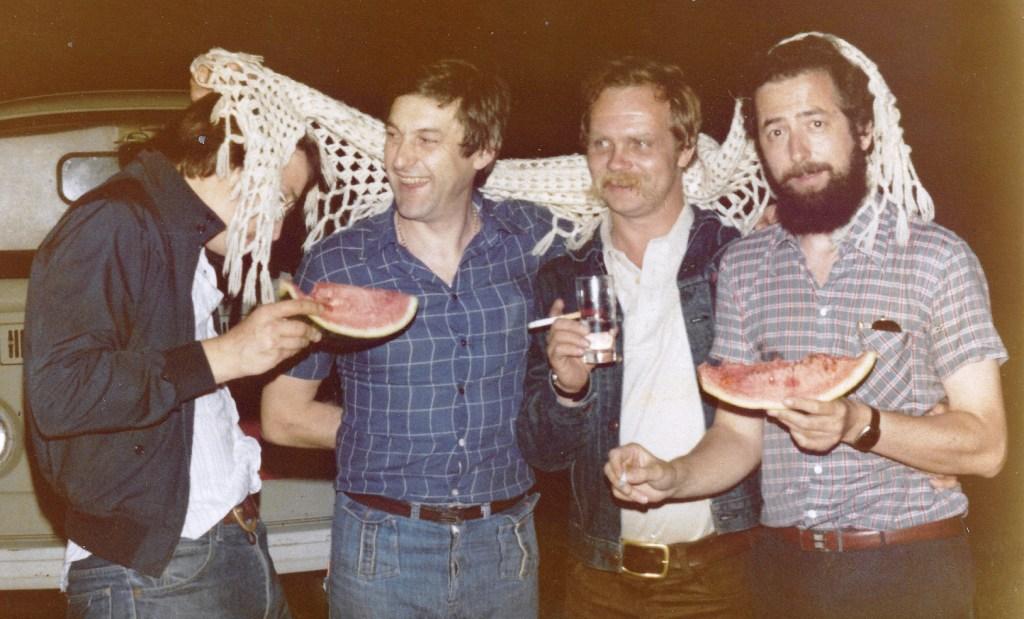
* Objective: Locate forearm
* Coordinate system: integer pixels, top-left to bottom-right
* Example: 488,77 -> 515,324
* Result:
666,414 -> 764,499
849,402 -> 1006,477
847,359 -> 1006,477
262,400 -> 340,449
27,339 -> 215,438
517,386 -> 593,471
260,374 -> 339,449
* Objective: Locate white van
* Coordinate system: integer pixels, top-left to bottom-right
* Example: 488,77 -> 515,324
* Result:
0,91 -> 333,589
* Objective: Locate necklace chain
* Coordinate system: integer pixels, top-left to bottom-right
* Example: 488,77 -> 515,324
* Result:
395,208 -> 479,248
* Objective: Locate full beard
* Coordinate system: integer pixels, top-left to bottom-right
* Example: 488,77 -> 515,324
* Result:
768,147 -> 869,236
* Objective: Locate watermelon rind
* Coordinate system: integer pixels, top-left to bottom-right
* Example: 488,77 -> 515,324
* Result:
698,351 -> 877,411
278,279 -> 418,339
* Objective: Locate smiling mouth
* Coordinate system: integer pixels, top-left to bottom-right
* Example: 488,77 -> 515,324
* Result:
396,175 -> 429,188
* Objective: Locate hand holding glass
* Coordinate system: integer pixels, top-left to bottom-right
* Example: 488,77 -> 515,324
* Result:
574,275 -> 618,365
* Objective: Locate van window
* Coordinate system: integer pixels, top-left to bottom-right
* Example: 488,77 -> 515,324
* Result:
58,152 -> 120,204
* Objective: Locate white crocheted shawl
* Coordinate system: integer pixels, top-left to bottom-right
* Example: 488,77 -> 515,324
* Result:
189,32 -> 926,306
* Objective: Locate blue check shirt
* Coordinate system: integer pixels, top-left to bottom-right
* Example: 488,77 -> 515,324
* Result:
288,193 -> 563,504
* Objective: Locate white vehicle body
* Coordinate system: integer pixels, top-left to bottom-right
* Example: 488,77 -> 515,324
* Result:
0,91 -> 333,589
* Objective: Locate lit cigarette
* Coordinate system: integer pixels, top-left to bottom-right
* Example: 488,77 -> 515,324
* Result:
618,469 -> 628,489
527,311 -> 582,331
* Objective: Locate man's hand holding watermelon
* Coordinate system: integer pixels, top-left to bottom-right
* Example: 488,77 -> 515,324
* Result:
202,298 -> 323,384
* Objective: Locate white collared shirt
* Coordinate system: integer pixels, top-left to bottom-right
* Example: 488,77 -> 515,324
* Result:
62,250 -> 260,588
602,206 -> 715,544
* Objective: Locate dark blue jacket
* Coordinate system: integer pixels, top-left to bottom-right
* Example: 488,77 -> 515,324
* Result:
516,205 -> 761,572
25,151 -> 221,576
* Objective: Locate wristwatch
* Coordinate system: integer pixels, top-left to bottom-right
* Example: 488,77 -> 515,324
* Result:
851,405 -> 881,452
550,370 -> 589,402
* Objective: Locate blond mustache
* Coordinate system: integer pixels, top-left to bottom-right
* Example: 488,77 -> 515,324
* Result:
599,173 -> 641,189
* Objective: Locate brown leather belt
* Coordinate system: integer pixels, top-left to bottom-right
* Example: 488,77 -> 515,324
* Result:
222,494 -> 260,544
620,529 -> 760,579
345,492 -> 525,524
769,516 -> 966,552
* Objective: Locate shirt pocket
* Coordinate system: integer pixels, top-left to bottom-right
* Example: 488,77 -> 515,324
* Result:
855,328 -> 918,410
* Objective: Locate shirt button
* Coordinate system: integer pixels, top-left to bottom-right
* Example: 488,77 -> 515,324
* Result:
806,509 -> 818,519
457,385 -> 465,395
458,438 -> 466,447
813,464 -> 823,474
451,293 -> 459,301
819,306 -> 829,317
460,339 -> 467,347
451,489 -> 460,497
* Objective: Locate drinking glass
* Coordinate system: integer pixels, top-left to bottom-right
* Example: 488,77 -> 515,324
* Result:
574,275 -> 619,365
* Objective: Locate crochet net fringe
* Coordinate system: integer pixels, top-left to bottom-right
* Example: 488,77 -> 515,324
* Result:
190,49 -> 771,307
190,32 -> 928,306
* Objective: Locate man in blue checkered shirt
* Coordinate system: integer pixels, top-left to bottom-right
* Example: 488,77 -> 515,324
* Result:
604,34 -> 1008,618
262,59 -> 562,618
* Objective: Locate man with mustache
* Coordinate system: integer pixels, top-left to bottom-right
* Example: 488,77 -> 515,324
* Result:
606,34 -> 1007,617
517,57 -> 761,618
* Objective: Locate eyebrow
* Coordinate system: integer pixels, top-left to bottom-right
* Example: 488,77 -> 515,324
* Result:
760,107 -> 830,130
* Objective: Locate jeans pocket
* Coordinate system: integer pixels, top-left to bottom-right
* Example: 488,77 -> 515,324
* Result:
336,498 -> 400,581
497,504 -> 539,581
66,586 -> 112,619
132,534 -> 215,593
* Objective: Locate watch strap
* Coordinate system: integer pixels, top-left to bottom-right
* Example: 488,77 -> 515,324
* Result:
550,370 -> 588,402
852,405 -> 881,452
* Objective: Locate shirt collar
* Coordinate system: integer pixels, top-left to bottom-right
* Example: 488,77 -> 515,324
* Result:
766,194 -> 894,273
131,150 -> 225,245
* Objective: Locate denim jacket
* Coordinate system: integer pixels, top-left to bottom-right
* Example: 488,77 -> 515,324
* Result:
516,205 -> 761,572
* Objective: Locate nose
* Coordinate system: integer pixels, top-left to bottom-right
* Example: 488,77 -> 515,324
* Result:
387,136 -> 413,171
787,128 -> 810,163
607,144 -> 630,172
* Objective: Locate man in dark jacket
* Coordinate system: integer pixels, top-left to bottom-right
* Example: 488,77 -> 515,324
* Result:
517,57 -> 761,618
25,93 -> 322,618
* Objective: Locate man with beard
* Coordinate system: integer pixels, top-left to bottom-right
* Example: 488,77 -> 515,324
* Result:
517,57 -> 761,618
604,33 -> 1007,618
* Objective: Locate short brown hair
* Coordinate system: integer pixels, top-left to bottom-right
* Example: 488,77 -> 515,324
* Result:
394,59 -> 510,182
580,56 -> 702,151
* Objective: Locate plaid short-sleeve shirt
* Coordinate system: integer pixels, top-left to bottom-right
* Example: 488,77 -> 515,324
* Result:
711,201 -> 1006,530
288,194 -> 561,504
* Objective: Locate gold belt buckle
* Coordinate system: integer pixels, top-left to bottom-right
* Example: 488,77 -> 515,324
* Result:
231,504 -> 258,544
621,540 -> 670,579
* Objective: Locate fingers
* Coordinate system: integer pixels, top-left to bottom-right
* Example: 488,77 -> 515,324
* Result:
547,298 -> 565,318
260,298 -> 323,320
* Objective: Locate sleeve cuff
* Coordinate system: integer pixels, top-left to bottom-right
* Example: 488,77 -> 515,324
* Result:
162,341 -> 217,403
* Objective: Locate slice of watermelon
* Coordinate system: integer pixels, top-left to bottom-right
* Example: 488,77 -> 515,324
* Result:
279,279 -> 418,338
696,351 -> 877,410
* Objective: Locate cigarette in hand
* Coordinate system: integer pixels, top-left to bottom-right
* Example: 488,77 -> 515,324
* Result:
527,311 -> 581,331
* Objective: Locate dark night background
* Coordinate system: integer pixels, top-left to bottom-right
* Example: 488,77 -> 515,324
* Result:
2,0 -> 1023,616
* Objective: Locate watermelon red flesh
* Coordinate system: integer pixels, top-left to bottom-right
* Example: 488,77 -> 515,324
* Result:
696,351 -> 877,410
280,279 -> 418,338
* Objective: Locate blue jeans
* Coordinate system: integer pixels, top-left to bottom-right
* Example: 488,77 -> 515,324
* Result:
750,530 -> 975,618
328,492 -> 539,619
65,520 -> 291,619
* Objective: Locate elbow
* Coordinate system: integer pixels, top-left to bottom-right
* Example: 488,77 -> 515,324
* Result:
974,438 -> 1007,479
259,409 -> 292,446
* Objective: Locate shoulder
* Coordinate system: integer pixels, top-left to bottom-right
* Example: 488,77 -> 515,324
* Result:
38,178 -> 156,257
485,196 -> 553,235
720,225 -> 775,265
297,211 -> 391,286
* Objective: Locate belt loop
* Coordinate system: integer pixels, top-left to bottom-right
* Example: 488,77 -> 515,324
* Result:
836,526 -> 844,553
410,502 -> 421,520
481,502 -> 492,519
